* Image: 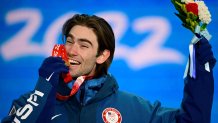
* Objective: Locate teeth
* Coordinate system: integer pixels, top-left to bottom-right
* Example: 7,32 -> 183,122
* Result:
69,59 -> 80,65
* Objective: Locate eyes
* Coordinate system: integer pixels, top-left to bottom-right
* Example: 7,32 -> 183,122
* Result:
80,43 -> 89,48
66,38 -> 91,49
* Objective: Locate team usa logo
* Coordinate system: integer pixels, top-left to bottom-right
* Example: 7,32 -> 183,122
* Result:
102,107 -> 122,123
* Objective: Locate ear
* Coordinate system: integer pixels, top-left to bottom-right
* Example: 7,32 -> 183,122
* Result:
96,49 -> 110,64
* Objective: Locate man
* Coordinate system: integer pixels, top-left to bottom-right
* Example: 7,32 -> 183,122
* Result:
2,14 -> 216,123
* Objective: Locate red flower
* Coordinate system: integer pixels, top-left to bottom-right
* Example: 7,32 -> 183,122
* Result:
185,3 -> 198,16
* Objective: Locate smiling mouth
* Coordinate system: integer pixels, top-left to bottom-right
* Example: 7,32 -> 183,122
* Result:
69,59 -> 81,65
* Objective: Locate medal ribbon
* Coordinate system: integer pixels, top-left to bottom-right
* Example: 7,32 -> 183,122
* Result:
56,76 -> 94,100
56,76 -> 85,101
183,26 -> 212,79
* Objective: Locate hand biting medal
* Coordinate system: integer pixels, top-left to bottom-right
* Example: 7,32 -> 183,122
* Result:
52,44 -> 73,83
52,44 -> 90,100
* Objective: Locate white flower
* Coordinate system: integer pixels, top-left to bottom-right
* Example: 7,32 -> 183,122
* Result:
196,1 -> 211,24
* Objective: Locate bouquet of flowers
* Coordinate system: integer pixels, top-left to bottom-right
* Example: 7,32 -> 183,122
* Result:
171,0 -> 211,33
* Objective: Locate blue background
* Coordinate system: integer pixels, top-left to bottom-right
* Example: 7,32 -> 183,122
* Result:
0,0 -> 217,122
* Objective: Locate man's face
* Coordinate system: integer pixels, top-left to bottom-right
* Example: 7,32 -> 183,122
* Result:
65,25 -> 99,78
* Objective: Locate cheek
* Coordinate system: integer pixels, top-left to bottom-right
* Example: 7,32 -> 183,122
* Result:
83,54 -> 97,64
81,51 -> 97,64
82,48 -> 98,59
65,45 -> 70,53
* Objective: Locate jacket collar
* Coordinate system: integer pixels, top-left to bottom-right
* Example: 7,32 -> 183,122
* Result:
87,73 -> 119,104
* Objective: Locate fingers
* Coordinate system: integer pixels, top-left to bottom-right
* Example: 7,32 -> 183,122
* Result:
52,62 -> 69,73
39,56 -> 69,76
43,56 -> 65,65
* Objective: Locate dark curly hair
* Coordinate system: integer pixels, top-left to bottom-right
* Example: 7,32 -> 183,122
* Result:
62,14 -> 115,77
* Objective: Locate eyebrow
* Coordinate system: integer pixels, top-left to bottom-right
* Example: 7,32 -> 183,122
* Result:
67,33 -> 93,46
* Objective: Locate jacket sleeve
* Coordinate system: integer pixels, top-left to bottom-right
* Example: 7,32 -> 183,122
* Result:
176,37 -> 216,123
1,77 -> 57,123
147,37 -> 216,123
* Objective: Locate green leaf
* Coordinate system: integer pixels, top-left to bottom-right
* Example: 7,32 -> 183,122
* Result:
201,23 -> 207,31
181,4 -> 187,14
193,14 -> 198,20
190,21 -> 196,27
175,13 -> 186,23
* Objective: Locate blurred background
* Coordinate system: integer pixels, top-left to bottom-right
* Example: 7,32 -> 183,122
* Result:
0,0 -> 217,122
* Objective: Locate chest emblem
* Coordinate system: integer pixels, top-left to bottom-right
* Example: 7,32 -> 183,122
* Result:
102,107 -> 122,123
